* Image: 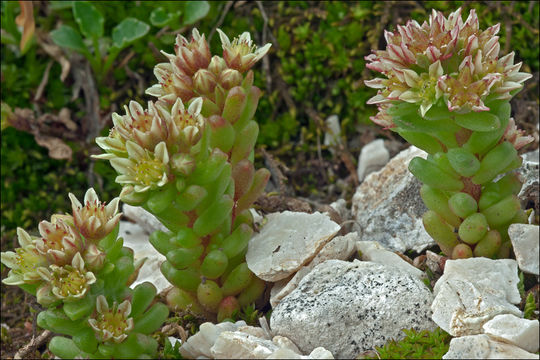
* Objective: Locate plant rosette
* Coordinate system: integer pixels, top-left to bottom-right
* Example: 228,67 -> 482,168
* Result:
1,188 -> 168,359
364,8 -> 533,259
94,29 -> 271,321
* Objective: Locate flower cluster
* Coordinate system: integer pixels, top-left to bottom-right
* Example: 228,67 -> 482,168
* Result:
364,7 -> 534,260
1,188 -> 120,305
94,29 -> 271,198
2,188 -> 168,358
95,28 -> 271,320
365,8 -> 532,124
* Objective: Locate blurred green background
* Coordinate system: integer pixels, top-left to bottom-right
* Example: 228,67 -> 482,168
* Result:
1,0 -> 538,244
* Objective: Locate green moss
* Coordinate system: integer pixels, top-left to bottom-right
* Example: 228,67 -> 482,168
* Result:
362,327 -> 452,359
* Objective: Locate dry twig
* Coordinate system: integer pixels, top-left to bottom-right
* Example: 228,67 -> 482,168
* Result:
33,60 -> 53,102
13,330 -> 52,360
208,1 -> 234,43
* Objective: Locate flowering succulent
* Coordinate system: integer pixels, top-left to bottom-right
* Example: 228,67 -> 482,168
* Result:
36,217 -> 83,265
95,28 -> 271,321
1,189 -> 168,359
1,228 -> 47,285
36,253 -> 96,305
88,295 -> 134,343
365,8 -> 534,259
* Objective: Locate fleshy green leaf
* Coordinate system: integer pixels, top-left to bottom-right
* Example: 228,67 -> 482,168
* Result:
50,25 -> 88,55
73,1 -> 104,39
454,112 -> 500,132
183,1 -> 210,25
112,17 -> 150,50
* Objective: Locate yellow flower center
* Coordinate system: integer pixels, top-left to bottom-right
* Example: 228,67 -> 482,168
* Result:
173,112 -> 198,131
15,247 -> 44,273
53,267 -> 89,297
417,73 -> 439,103
231,38 -> 256,56
130,113 -> 154,133
95,307 -> 131,338
42,224 -> 72,252
133,158 -> 167,186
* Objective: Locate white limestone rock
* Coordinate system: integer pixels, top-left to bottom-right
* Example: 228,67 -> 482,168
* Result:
351,146 -> 434,253
178,320 -> 334,359
483,314 -> 540,353
119,221 -> 169,293
432,279 -> 522,337
517,155 -> 539,214
356,241 -> 425,280
179,321 -> 248,358
270,232 -> 358,307
246,211 -> 340,282
210,331 -> 279,359
268,347 -> 335,359
433,258 -> 521,304
357,139 -> 390,182
270,259 -> 436,358
431,258 -> 522,336
443,334 -> 539,359
522,148 -> 539,164
508,224 -> 540,275
329,198 -> 350,222
122,204 -> 168,233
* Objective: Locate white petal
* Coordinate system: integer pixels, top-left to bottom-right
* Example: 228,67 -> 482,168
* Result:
105,197 -> 120,217
399,90 -> 419,103
72,252 -> 85,270
217,29 -> 231,48
118,300 -> 132,317
0,251 -> 18,268
96,295 -> 109,314
364,78 -> 385,89
428,60 -> 444,78
84,188 -> 99,206
17,227 -> 33,247
125,141 -> 146,161
402,69 -> 420,87
110,158 -> 134,174
145,85 -> 164,97
187,97 -> 203,117
366,94 -> 388,105
154,142 -> 169,164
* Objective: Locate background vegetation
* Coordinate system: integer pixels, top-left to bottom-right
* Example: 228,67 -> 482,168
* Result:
1,1 -> 538,358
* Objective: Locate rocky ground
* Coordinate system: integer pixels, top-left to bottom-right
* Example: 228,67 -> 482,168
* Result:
112,142 -> 540,359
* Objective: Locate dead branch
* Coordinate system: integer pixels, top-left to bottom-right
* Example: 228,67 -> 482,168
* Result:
256,1 -> 274,92
13,330 -> 52,360
33,60 -> 53,102
208,1 -> 234,43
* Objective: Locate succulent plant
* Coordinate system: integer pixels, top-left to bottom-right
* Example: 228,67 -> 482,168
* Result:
365,8 -> 533,259
1,188 -> 168,359
94,28 -> 271,321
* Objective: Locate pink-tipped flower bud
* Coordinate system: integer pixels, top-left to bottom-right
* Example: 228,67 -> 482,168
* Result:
208,55 -> 227,76
219,69 -> 243,90
193,69 -> 218,95
171,153 -> 196,176
165,28 -> 211,76
83,243 -> 106,271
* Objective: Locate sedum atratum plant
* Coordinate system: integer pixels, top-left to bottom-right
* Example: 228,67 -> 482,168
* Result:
94,29 -> 271,321
1,189 -> 169,358
365,8 -> 534,259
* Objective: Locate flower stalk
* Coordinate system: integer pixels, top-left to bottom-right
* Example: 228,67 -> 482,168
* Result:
365,8 -> 533,259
